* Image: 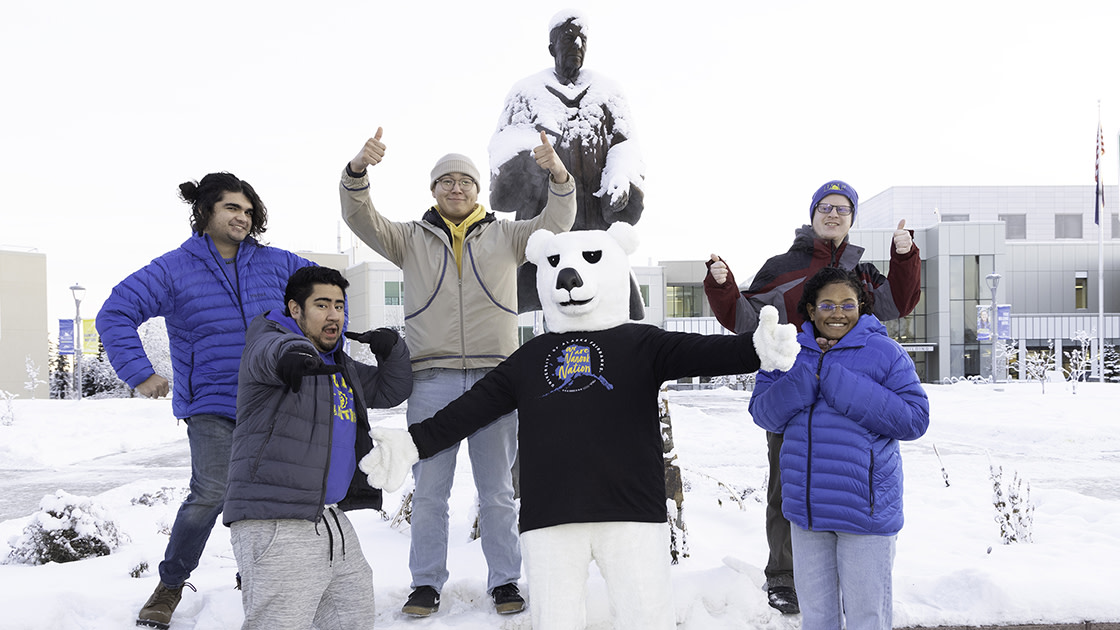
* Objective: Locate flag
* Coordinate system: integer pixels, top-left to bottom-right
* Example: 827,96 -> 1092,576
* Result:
1096,120 -> 1106,225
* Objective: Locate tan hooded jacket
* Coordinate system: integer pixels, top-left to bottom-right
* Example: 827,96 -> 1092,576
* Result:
340,168 -> 576,370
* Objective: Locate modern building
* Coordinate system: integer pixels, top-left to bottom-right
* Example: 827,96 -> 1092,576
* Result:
853,185 -> 1119,382
0,249 -> 49,398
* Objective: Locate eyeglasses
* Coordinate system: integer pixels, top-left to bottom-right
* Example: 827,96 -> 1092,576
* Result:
815,202 -> 853,216
816,303 -> 859,312
436,178 -> 476,191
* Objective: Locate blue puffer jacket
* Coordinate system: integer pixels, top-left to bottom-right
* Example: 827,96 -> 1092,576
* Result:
749,315 -> 929,536
96,234 -> 313,420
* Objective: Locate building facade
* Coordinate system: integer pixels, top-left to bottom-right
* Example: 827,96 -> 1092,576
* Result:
0,249 -> 49,397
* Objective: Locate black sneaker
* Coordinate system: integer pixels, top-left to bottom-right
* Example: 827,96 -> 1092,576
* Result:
491,582 -> 525,615
767,585 -> 800,614
136,581 -> 195,629
402,585 -> 440,617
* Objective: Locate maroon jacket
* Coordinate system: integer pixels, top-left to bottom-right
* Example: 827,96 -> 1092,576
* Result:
704,225 -> 921,333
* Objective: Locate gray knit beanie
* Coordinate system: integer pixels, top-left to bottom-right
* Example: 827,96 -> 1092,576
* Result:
430,153 -> 481,189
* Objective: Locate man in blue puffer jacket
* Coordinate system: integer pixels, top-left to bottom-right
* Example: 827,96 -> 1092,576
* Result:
95,172 -> 314,629
749,267 -> 929,630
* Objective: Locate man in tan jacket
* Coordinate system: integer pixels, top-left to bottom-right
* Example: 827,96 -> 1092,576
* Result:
340,128 -> 575,617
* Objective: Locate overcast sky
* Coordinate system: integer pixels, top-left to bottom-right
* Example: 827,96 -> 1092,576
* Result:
3,0 -> 1119,327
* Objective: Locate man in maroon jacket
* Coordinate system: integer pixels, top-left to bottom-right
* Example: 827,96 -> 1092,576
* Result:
704,179 -> 921,615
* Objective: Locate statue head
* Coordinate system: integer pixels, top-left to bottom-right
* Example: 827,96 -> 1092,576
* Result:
548,10 -> 588,85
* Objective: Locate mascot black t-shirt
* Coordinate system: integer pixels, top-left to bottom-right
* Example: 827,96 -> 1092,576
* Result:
408,323 -> 760,533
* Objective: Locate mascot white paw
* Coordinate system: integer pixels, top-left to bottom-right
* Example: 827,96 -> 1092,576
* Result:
753,305 -> 800,372
359,427 -> 419,492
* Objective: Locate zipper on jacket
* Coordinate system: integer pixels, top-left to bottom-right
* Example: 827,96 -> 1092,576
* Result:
318,372 -> 333,522
806,351 -> 827,530
868,449 -> 876,516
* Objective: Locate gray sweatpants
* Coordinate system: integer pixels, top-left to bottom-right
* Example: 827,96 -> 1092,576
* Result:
231,507 -> 375,630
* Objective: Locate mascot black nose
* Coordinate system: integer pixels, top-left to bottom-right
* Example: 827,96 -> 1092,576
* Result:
556,268 -> 584,292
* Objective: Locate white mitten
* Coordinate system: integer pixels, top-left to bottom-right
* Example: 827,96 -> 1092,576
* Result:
359,426 -> 419,493
753,305 -> 800,372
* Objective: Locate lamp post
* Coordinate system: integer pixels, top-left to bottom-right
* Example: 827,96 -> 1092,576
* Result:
985,273 -> 1001,384
69,283 -> 86,400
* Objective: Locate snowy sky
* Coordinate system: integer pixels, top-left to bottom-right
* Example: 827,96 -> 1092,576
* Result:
1,383 -> 1118,628
4,0 -> 1120,327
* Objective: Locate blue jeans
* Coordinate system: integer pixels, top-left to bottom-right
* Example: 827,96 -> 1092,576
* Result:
159,414 -> 234,586
791,525 -> 896,630
406,368 -> 520,592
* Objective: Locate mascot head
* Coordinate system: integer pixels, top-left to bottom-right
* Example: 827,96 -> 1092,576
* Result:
525,223 -> 645,333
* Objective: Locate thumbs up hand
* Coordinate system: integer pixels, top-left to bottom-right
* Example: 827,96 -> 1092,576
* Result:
753,305 -> 800,372
893,219 -> 913,254
350,127 -> 386,174
533,130 -> 570,183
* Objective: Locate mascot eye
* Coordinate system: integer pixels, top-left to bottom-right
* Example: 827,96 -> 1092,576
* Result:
547,254 -> 560,268
583,250 -> 602,264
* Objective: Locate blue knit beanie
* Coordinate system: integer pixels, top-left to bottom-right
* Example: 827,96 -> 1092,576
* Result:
810,180 -> 858,220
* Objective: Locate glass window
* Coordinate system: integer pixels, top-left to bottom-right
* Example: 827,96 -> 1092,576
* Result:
1075,276 -> 1088,310
1112,213 -> 1119,239
1055,214 -> 1083,239
950,300 -> 964,344
964,256 -> 979,300
384,281 -> 404,306
666,285 -> 703,318
640,284 -> 650,308
999,214 -> 1027,239
950,256 -> 964,299
941,214 -> 970,222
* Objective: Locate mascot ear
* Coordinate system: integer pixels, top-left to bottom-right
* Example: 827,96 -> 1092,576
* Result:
607,222 -> 640,255
525,229 -> 555,265
629,272 -> 645,321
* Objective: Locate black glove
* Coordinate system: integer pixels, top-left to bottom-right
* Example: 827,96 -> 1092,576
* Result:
344,328 -> 400,357
275,349 -> 342,393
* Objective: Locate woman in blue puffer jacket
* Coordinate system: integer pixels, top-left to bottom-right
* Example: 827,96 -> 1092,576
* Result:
749,266 -> 929,630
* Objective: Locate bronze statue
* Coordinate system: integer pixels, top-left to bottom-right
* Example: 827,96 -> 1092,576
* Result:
489,9 -> 645,312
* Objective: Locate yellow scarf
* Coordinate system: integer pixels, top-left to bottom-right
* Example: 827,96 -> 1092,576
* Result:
440,204 -> 487,276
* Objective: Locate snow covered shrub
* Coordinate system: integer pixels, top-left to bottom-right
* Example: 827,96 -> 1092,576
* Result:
5,490 -> 128,565
131,486 -> 187,507
0,390 -> 15,426
130,561 -> 150,578
990,464 -> 1034,544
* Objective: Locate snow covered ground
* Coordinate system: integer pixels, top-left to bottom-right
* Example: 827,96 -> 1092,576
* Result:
1,382 -> 1118,629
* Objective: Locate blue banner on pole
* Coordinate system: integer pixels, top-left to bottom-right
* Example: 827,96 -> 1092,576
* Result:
976,305 -> 992,342
996,305 -> 1012,340
59,319 -> 75,354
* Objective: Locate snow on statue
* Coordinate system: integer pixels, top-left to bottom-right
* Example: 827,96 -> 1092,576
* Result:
360,224 -> 799,630
489,8 -> 645,312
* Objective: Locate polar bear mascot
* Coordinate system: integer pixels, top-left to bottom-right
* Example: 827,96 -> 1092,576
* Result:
362,223 -> 799,630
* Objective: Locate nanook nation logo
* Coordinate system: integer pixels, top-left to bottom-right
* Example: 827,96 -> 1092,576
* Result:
541,339 -> 614,397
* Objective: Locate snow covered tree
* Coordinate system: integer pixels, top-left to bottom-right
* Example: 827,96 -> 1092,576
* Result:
49,346 -> 73,400
1103,343 -> 1120,383
23,356 -> 47,399
1021,340 -> 1054,394
138,317 -> 173,392
81,343 -> 129,399
1062,330 -> 1093,393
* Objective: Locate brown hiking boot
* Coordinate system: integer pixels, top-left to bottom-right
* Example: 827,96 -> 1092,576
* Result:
136,581 -> 195,629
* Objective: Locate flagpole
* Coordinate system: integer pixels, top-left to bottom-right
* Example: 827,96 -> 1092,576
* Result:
1094,103 -> 1106,382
